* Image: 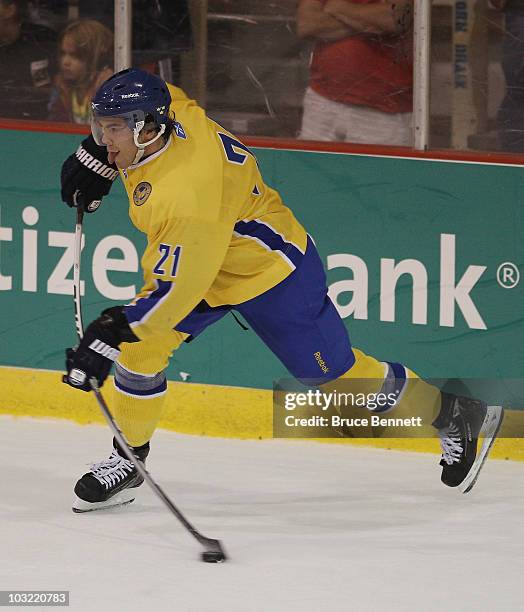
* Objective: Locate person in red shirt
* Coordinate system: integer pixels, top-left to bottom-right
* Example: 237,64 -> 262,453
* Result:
297,0 -> 413,145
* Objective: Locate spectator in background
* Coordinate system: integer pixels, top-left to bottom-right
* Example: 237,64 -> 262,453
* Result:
492,0 -> 524,152
48,19 -> 113,124
29,0 -> 192,82
296,0 -> 413,146
0,0 -> 56,120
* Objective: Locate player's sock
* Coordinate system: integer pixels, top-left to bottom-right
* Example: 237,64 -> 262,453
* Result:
330,348 -> 442,432
432,392 -> 503,492
112,363 -> 168,447
72,365 -> 166,512
72,438 -> 149,512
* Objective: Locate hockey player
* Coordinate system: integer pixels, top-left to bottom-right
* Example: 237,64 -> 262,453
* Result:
60,68 -> 503,512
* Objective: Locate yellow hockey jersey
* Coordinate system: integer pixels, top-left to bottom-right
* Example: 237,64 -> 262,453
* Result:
122,84 -> 308,340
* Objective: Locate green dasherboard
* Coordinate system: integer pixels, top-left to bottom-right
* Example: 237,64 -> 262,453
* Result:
0,129 -> 522,393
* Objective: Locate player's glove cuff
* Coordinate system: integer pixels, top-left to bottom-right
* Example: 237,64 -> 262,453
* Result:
60,134 -> 119,213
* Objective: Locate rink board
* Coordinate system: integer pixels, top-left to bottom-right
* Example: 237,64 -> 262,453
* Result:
0,129 -> 522,389
1,366 -> 522,461
0,127 -> 522,460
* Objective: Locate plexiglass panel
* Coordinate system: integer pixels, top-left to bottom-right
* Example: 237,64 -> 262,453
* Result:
179,0 -> 414,143
430,0 -> 521,152
1,1 -> 520,153
0,1 -> 113,123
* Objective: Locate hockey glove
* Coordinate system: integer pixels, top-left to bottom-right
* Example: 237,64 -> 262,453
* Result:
60,134 -> 119,213
64,306 -> 139,392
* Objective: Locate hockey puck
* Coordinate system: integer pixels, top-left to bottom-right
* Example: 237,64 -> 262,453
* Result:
201,550 -> 226,563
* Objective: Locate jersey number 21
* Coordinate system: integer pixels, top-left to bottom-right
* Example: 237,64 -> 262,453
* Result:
153,243 -> 182,277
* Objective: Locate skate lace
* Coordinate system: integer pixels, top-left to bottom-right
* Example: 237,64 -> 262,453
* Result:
89,449 -> 135,489
438,424 -> 463,465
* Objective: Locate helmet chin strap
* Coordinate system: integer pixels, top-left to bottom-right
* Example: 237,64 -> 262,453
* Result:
131,123 -> 166,165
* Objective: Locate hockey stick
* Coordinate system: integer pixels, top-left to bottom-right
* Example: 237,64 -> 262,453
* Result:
71,205 -> 227,563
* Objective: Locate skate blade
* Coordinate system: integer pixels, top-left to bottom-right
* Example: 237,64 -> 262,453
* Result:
72,489 -> 136,513
459,405 -> 504,494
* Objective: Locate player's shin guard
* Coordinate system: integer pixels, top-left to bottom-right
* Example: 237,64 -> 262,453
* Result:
329,348 -> 442,433
112,363 -> 168,447
72,365 -> 167,512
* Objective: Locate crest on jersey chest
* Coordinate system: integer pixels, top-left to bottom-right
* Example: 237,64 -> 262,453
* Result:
133,182 -> 152,206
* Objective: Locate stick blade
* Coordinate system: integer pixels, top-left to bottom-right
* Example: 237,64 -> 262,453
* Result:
200,538 -> 227,563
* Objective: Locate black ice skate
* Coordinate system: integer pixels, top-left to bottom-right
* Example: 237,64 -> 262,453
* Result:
72,439 -> 150,513
432,392 -> 503,494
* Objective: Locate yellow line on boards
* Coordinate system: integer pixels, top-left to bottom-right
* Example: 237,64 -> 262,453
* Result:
0,366 -> 522,461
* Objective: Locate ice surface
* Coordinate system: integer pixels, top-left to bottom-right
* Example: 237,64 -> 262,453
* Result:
1,416 -> 522,612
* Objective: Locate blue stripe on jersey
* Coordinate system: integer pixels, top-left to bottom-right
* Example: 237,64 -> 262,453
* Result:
125,279 -> 174,325
114,362 -> 166,390
114,376 -> 167,397
388,361 -> 407,383
372,361 -> 407,414
234,219 -> 304,268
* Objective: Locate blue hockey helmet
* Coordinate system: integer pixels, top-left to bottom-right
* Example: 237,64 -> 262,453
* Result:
91,68 -> 173,161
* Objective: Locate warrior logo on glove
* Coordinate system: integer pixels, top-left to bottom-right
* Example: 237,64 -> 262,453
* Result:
64,307 -> 139,392
61,135 -> 119,214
